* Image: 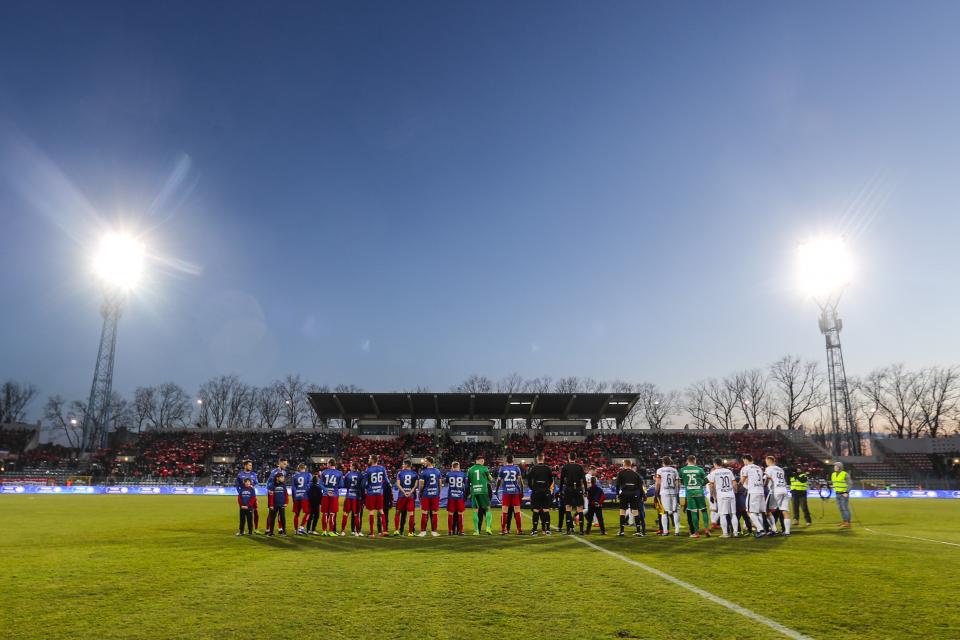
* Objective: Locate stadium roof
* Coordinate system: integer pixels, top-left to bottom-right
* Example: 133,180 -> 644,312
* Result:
307,392 -> 640,425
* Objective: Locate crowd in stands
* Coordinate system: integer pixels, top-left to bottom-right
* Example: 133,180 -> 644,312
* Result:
17,443 -> 79,469
0,427 -> 33,454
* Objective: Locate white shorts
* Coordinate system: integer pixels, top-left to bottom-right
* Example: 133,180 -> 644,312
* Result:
717,496 -> 736,516
660,494 -> 679,513
747,493 -> 766,513
772,492 -> 791,510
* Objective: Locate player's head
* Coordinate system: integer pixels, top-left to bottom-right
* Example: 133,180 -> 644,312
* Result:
278,458 -> 288,469
590,476 -> 598,487
476,454 -> 484,464
765,455 -> 777,466
588,465 -> 597,474
349,461 -> 357,471
686,455 -> 697,465
505,454 -> 513,464
242,459 -> 252,471
713,457 -> 725,468
327,458 -> 336,467
661,456 -> 673,466
623,459 -> 633,468
567,451 -> 576,462
297,463 -> 306,471
425,456 -> 434,467
369,454 -> 379,465
243,478 -> 252,487
536,453 -> 544,463
452,461 -> 460,470
741,454 -> 753,464
403,459 -> 411,469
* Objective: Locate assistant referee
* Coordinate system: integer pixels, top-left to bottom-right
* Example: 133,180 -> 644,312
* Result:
559,452 -> 587,535
526,453 -> 554,536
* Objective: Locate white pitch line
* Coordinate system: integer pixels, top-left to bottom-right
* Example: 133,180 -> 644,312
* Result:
570,534 -> 814,640
863,527 -> 960,548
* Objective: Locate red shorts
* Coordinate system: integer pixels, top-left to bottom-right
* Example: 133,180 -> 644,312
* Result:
320,495 -> 340,513
267,493 -> 274,508
446,498 -> 465,513
364,494 -> 384,511
293,498 -> 310,514
343,498 -> 361,513
420,496 -> 440,512
501,493 -> 521,507
396,495 -> 416,512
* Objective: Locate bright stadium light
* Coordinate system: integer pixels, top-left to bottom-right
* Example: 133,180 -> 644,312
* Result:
796,235 -> 854,302
92,232 -> 145,291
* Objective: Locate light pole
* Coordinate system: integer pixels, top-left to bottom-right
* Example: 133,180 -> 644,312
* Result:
797,236 -> 860,457
80,232 -> 145,453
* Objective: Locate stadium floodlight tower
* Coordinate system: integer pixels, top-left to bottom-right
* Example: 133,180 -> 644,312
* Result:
797,235 -> 860,457
80,232 -> 145,453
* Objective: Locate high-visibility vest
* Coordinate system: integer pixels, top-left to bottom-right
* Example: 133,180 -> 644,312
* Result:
789,474 -> 807,491
831,471 -> 849,493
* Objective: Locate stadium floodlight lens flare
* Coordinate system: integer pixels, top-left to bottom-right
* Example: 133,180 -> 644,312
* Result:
796,235 -> 854,300
92,232 -> 145,291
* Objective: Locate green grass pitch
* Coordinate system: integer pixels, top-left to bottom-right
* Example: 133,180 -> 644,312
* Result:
2,496 -> 959,640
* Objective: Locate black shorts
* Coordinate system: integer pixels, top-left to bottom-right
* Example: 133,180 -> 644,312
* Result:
563,488 -> 583,508
619,495 -> 640,511
530,490 -> 551,510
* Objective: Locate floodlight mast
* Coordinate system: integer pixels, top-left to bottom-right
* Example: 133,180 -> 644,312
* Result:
815,290 -> 860,457
80,290 -> 122,453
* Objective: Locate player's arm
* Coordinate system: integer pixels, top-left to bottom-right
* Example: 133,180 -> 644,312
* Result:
494,470 -> 502,493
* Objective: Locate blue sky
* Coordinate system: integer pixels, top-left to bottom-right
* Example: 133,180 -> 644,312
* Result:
2,2 -> 959,411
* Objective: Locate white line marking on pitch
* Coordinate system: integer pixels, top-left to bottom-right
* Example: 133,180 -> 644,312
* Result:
519,511 -> 812,640
571,534 -> 813,640
863,527 -> 960,548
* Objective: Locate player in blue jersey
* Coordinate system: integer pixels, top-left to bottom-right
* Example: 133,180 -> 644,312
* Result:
235,460 -> 260,533
265,458 -> 289,511
265,473 -> 289,536
418,456 -> 443,537
394,460 -> 419,537
445,461 -> 467,535
290,463 -> 313,535
306,470 -> 323,535
362,455 -> 389,537
341,462 -> 363,536
495,454 -> 524,535
318,459 -> 344,536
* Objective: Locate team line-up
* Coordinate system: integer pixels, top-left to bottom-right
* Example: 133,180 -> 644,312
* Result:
234,450 -> 829,539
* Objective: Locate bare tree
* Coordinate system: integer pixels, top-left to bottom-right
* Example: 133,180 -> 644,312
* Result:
703,377 -> 739,430
278,374 -> 309,428
497,373 -> 526,393
609,380 -> 642,429
256,383 -> 283,429
769,355 -> 825,430
453,374 -> 494,393
552,377 -> 581,393
227,381 -> 252,429
133,386 -> 157,433
731,369 -> 773,429
635,382 -> 678,429
913,365 -> 959,438
307,384 -> 330,428
333,384 -> 364,393
522,376 -> 553,393
148,382 -> 192,430
43,395 -> 83,448
198,375 -> 239,429
683,381 -> 711,429
859,364 -> 922,438
1,380 -> 39,423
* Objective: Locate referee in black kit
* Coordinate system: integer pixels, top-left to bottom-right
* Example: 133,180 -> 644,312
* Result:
526,453 -> 554,535
615,459 -> 645,537
559,451 -> 587,535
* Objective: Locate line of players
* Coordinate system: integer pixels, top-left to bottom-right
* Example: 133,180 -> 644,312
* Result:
234,450 -> 796,540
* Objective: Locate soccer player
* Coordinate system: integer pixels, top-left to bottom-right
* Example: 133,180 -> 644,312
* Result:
381,470 -> 394,536
266,457 -> 290,512
740,454 -> 767,538
679,455 -> 710,538
445,461 -> 467,535
467,455 -> 494,535
341,462 -> 363,536
418,456 -> 443,537
265,473 -> 289,536
290,463 -> 313,535
764,455 -> 792,536
363,455 -> 389,537
237,477 -> 257,536
559,452 -> 587,535
235,460 -> 260,533
394,460 -> 419,537
525,453 -> 553,535
307,469 -> 323,534
585,476 -> 606,535
615,459 -> 645,537
655,456 -> 681,536
319,459 -> 343,536
707,458 -> 739,538
495,454 -> 524,535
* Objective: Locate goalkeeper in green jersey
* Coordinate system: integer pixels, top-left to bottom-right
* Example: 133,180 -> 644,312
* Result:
466,455 -> 494,535
679,455 -> 711,538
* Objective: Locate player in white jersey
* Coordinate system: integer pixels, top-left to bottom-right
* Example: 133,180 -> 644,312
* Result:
764,455 -> 792,535
707,458 -> 739,538
739,454 -> 767,539
655,456 -> 681,536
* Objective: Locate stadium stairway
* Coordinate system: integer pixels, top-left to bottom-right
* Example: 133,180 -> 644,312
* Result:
777,431 -> 915,488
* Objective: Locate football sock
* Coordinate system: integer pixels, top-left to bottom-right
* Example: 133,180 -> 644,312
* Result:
501,512 -> 507,531
578,513 -> 584,534
253,510 -> 259,529
566,511 -> 574,531
431,513 -> 438,531
473,510 -> 481,531
485,510 -> 492,529
370,513 -> 376,535
514,511 -> 521,531
673,511 -> 681,533
784,515 -> 791,534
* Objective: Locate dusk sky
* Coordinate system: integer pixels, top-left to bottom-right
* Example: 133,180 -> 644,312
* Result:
2,2 -> 959,416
